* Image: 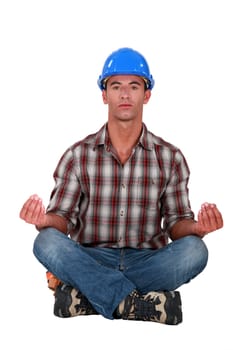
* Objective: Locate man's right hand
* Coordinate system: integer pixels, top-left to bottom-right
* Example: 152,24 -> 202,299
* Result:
19,194 -> 46,227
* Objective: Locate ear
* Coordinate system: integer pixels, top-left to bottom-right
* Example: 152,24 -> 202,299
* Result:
102,90 -> 108,104
143,90 -> 151,104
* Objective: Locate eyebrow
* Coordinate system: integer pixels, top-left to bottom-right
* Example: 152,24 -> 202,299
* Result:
109,80 -> 142,87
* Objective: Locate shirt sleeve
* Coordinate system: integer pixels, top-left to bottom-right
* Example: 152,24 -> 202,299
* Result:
46,147 -> 82,234
162,149 -> 195,235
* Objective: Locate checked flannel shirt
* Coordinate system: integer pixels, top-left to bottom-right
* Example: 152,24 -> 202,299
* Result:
46,123 -> 194,249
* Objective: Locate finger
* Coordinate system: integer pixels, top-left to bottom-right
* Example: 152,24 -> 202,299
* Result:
197,209 -> 209,234
199,204 -> 223,233
208,206 -> 224,229
27,197 -> 45,224
19,196 -> 36,220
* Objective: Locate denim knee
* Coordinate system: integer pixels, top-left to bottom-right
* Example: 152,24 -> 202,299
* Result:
182,235 -> 209,275
33,228 -> 64,268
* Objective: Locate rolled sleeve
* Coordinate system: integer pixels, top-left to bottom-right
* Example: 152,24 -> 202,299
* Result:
162,149 -> 194,234
46,148 -> 82,233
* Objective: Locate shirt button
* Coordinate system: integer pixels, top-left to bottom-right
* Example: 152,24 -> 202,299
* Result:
122,183 -> 126,188
120,210 -> 124,216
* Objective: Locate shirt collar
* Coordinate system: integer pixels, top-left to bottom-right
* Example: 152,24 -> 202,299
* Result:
92,123 -> 153,151
138,123 -> 153,151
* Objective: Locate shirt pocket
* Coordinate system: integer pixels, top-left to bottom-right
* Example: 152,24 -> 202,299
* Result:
136,177 -> 164,210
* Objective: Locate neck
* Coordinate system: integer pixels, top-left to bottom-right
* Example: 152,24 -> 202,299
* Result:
107,121 -> 143,164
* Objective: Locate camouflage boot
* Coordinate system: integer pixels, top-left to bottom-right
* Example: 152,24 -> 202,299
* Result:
54,284 -> 98,318
116,290 -> 182,325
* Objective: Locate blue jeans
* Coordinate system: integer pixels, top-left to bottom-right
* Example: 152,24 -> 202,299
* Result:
33,228 -> 208,320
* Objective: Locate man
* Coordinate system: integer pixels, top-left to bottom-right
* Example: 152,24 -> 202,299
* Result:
19,47 -> 223,325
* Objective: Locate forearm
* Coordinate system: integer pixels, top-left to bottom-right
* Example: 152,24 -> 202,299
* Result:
170,219 -> 200,241
36,213 -> 68,234
170,203 -> 223,240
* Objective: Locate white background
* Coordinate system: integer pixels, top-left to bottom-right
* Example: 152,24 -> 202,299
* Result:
0,0 -> 232,349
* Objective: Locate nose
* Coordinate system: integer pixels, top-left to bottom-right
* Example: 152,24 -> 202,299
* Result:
120,87 -> 130,99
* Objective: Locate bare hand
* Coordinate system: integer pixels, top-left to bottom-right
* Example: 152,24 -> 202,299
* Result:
19,194 -> 46,226
196,202 -> 223,236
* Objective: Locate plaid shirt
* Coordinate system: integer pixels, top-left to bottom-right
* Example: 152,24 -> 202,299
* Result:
47,123 -> 194,249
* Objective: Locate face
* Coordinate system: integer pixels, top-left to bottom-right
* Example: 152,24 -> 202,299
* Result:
102,75 -> 151,123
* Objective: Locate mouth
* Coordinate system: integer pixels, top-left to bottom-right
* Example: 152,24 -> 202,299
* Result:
118,103 -> 132,108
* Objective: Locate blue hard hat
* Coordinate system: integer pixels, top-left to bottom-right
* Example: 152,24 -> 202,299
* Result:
97,47 -> 155,90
